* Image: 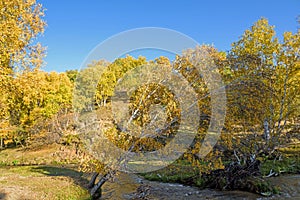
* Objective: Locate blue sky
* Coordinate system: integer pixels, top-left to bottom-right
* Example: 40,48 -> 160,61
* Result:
38,0 -> 299,72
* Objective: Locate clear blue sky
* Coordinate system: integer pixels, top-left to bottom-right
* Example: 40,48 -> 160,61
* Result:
38,0 -> 299,72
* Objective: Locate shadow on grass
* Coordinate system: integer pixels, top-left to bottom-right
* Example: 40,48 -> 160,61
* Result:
0,193 -> 6,199
30,165 -> 90,190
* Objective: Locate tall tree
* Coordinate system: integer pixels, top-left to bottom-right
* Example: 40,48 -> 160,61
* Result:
0,0 -> 46,146
0,0 -> 46,73
225,18 -> 300,157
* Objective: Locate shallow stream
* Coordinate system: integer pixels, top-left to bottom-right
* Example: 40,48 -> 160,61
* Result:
101,173 -> 300,199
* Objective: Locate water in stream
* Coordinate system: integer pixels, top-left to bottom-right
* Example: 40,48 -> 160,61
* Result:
101,173 -> 300,199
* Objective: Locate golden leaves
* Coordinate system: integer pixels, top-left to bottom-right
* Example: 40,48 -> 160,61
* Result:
0,0 -> 46,71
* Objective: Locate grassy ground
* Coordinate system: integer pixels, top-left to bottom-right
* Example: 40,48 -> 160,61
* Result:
0,143 -> 85,166
261,143 -> 300,176
0,135 -> 298,199
0,166 -> 90,200
1,144 -> 55,166
142,142 -> 300,191
0,144 -> 92,200
141,159 -> 201,185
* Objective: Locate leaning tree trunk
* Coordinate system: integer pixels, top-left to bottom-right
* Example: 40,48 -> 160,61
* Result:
89,172 -> 114,200
88,172 -> 99,189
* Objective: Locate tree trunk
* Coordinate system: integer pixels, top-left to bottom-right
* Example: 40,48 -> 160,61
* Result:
263,119 -> 270,142
88,172 -> 99,188
90,173 -> 111,200
0,137 -> 3,149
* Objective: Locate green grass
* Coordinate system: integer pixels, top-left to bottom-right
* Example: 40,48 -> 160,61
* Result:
261,156 -> 300,176
141,142 -> 300,192
0,165 -> 91,200
260,142 -> 300,176
141,159 -> 203,186
0,145 -> 92,200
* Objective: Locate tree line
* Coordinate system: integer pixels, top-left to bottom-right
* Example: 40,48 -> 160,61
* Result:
0,0 -> 299,198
